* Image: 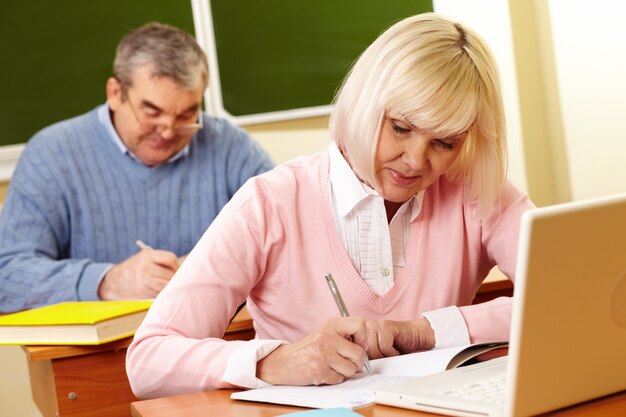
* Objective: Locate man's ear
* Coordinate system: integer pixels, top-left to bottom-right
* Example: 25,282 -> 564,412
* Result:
106,77 -> 123,111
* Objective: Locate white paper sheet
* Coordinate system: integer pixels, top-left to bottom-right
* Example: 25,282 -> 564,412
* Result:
231,341 -> 507,409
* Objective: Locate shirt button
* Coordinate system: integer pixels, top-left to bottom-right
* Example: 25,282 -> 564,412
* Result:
381,267 -> 390,276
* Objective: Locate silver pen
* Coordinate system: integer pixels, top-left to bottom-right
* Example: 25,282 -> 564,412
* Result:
136,240 -> 181,270
324,273 -> 372,375
135,240 -> 154,251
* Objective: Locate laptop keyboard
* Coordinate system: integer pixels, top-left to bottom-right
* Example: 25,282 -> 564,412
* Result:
439,375 -> 507,404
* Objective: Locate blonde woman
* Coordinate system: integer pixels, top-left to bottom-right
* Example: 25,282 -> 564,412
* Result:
127,13 -> 535,398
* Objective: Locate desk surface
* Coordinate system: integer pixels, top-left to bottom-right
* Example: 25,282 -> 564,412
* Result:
130,387 -> 626,417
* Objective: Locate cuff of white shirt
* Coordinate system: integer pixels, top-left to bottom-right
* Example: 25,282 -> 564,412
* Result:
422,306 -> 470,348
222,339 -> 286,388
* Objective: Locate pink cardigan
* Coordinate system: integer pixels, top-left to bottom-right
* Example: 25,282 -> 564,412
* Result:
126,151 -> 533,398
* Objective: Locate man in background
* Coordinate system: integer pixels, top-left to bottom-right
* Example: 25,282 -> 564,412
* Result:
0,22 -> 274,312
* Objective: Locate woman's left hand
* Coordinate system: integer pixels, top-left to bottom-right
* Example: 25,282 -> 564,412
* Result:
365,318 -> 436,359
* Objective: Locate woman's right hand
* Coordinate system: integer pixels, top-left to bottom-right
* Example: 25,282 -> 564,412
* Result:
256,317 -> 369,386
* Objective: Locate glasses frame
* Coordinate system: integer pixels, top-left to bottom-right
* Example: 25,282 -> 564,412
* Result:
124,90 -> 204,135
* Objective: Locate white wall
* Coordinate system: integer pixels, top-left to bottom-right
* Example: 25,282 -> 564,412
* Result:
548,0 -> 626,200
246,117 -> 330,164
0,346 -> 42,417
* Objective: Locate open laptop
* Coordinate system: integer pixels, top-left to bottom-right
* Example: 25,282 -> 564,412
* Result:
374,192 -> 626,416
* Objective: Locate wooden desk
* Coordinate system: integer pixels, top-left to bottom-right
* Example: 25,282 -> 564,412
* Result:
130,387 -> 626,417
23,308 -> 254,417
22,278 -> 512,417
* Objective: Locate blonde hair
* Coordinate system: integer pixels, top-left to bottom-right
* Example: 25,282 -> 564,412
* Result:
329,13 -> 506,215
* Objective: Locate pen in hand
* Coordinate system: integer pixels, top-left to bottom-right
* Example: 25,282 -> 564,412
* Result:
135,240 -> 154,251
324,273 -> 373,375
136,240 -> 180,270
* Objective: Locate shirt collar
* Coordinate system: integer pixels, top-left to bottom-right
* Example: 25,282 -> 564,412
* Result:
97,103 -> 190,166
328,142 -> 423,221
329,142 -> 371,218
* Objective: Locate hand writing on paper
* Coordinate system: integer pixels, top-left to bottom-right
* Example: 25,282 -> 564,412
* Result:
365,318 -> 436,359
257,317 -> 369,386
98,249 -> 179,300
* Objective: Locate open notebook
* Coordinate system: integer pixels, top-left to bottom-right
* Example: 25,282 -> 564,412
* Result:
231,340 -> 507,409
374,192 -> 626,416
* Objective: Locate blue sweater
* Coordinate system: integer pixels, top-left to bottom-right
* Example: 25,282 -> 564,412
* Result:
0,105 -> 274,312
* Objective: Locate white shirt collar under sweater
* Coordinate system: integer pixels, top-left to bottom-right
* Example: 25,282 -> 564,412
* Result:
328,143 -> 423,295
97,103 -> 189,166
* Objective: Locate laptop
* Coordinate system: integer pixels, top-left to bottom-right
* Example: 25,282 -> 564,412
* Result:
374,192 -> 626,416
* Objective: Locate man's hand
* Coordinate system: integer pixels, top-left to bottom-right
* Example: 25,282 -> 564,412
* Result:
365,318 -> 436,359
98,249 -> 179,300
256,317 -> 369,386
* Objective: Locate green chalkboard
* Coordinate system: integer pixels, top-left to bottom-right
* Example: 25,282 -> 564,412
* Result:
0,0 -> 194,147
206,0 -> 433,123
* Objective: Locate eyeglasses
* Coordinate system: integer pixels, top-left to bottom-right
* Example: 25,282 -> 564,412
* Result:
126,95 -> 203,135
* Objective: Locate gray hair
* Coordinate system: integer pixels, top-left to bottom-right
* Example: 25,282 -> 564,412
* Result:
113,22 -> 208,93
330,13 -> 507,215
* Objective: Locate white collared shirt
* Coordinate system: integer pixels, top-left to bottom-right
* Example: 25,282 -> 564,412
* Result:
328,143 -> 423,296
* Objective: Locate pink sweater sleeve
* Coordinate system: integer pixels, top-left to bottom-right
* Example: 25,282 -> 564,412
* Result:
126,178 -> 280,398
459,181 -> 534,343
